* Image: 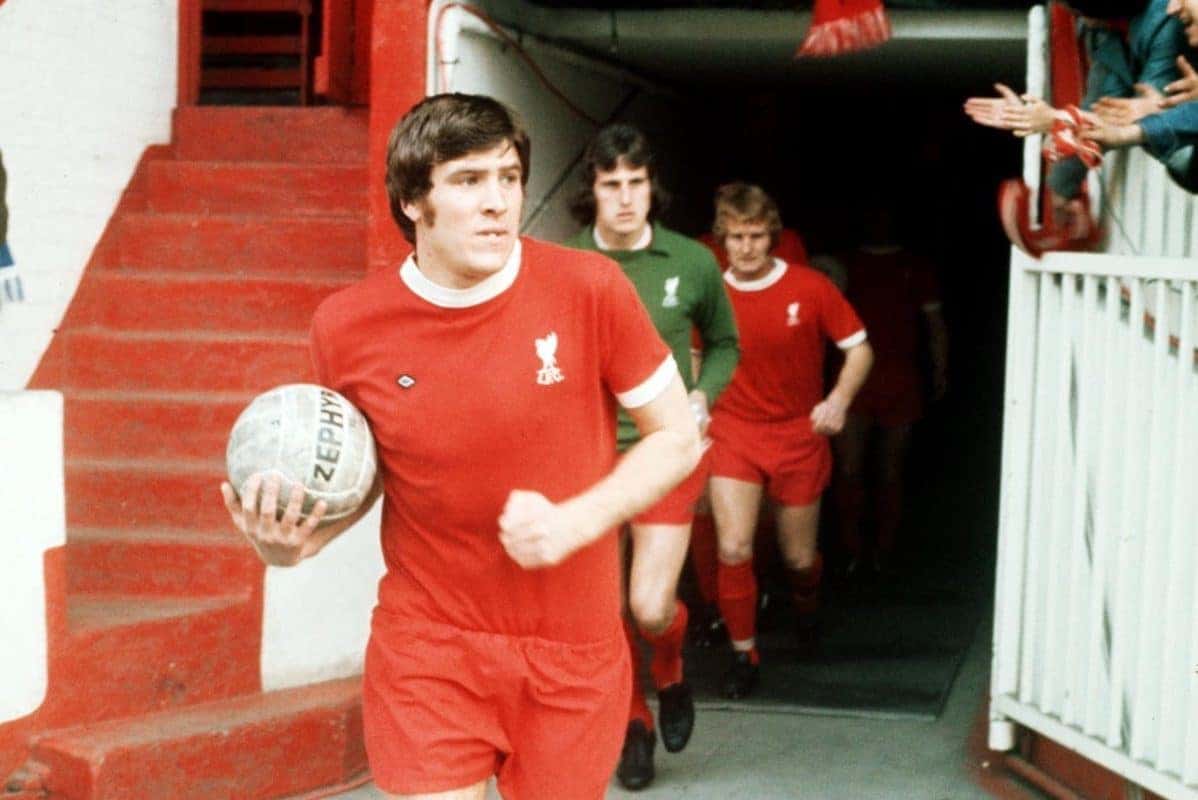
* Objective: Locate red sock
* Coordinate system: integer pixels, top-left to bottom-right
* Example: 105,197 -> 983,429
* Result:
642,601 -> 688,689
689,512 -> 719,604
787,552 -> 823,616
717,559 -> 758,644
624,619 -> 654,729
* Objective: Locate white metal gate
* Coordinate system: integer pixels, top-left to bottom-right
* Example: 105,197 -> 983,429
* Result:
989,9 -> 1198,799
991,249 -> 1198,800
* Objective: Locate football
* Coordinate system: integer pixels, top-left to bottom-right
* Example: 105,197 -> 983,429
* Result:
226,383 -> 377,522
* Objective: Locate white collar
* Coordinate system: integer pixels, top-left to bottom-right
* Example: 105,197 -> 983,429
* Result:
724,257 -> 788,292
399,239 -> 522,308
593,223 -> 652,252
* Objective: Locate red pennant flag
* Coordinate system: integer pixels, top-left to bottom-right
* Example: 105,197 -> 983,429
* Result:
998,179 -> 1102,258
796,0 -> 891,59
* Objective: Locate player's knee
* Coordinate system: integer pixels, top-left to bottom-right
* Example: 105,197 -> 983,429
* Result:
718,539 -> 753,565
781,546 -> 817,571
629,587 -> 673,633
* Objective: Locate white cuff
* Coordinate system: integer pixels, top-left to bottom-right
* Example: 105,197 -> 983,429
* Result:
617,356 -> 678,409
836,329 -> 867,350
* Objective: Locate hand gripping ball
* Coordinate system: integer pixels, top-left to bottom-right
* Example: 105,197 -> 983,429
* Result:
226,384 -> 377,522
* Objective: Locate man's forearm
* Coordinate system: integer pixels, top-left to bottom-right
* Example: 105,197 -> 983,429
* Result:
561,386 -> 700,548
694,338 -> 739,404
827,342 -> 873,406
694,279 -> 740,404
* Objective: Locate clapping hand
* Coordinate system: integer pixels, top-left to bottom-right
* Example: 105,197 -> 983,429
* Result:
1093,84 -> 1165,126
1163,55 -> 1198,107
965,84 -> 1057,137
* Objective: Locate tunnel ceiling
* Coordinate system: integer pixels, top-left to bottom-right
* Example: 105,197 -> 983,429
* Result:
476,1 -> 1029,89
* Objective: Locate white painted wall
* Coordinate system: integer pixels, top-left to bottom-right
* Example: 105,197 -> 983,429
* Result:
0,0 -> 176,390
430,2 -> 683,242
260,502 -> 385,690
0,391 -> 65,723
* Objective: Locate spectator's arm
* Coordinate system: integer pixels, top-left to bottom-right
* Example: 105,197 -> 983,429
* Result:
1135,15 -> 1187,93
1085,119 -> 1147,149
1047,24 -> 1139,199
1093,84 -> 1165,125
1139,102 -> 1198,158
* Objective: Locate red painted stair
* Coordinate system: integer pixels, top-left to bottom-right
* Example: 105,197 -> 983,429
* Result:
29,677 -> 363,800
6,106 -> 370,799
117,213 -> 367,277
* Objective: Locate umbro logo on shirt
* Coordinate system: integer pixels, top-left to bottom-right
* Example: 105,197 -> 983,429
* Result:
535,332 -> 564,385
786,301 -> 800,327
397,374 -> 416,389
662,276 -> 680,308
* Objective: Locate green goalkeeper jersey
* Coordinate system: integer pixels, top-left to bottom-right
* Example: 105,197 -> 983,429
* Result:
567,222 -> 739,448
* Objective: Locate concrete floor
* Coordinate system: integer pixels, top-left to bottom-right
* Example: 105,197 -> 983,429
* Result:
333,617 -> 1013,800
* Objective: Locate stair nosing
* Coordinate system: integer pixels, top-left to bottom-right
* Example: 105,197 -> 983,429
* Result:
66,456 -> 226,473
64,327 -> 309,344
104,265 -> 367,281
68,527 -> 243,546
149,158 -> 367,168
66,590 -> 251,634
88,269 -> 357,286
32,677 -> 361,753
119,209 -> 368,223
64,388 -> 260,403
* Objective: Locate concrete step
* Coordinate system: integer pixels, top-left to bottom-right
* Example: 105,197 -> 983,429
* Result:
63,391 -> 250,463
145,161 -> 367,217
42,592 -> 260,729
30,677 -> 364,800
172,106 -> 368,164
58,329 -> 312,393
64,459 -> 232,534
65,528 -> 260,597
116,212 -> 367,277
67,271 -> 352,334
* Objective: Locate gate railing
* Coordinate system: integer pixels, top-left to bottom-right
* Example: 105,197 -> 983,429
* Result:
992,251 -> 1198,799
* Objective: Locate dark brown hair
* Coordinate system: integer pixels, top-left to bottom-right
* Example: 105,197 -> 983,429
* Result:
569,123 -> 671,226
385,93 -> 530,243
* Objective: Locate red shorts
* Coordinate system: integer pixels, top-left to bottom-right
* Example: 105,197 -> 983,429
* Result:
363,611 -> 629,799
633,449 -> 711,525
852,367 -> 924,428
708,413 -> 831,507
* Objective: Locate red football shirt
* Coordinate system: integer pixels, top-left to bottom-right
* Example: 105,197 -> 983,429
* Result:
310,238 -> 674,643
842,246 -> 940,378
715,259 -> 866,423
